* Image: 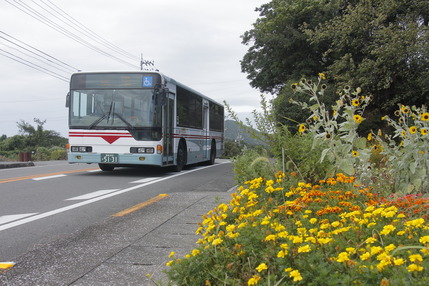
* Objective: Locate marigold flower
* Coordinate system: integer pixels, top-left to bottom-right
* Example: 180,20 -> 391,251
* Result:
380,224 -> 396,235
420,236 -> 429,244
298,245 -> 312,253
192,249 -> 200,256
212,238 -> 223,246
393,257 -> 405,266
168,251 -> 175,258
247,275 -> 261,285
335,252 -> 350,262
409,254 -> 423,262
360,252 -> 371,261
256,263 -> 268,272
407,264 -> 424,272
289,269 -> 303,281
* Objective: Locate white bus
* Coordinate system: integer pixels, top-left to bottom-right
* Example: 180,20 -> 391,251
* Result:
66,71 -> 224,171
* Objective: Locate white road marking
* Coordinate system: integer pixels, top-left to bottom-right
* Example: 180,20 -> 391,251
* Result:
32,174 -> 67,181
130,177 -> 161,184
65,189 -> 120,200
87,169 -> 102,173
0,213 -> 38,225
0,161 -> 230,232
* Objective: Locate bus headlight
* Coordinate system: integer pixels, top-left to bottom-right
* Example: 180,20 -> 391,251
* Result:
130,147 -> 154,154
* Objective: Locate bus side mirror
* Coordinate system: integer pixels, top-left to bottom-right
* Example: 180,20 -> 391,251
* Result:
65,92 -> 70,108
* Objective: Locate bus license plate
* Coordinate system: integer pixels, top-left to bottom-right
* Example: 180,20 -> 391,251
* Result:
101,153 -> 119,163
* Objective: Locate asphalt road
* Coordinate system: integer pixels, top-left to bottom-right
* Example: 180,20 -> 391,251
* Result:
0,160 -> 234,261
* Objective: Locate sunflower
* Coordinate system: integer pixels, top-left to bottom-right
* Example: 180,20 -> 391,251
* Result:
421,128 -> 428,136
352,99 -> 360,107
318,73 -> 326,80
298,124 -> 306,134
401,105 -> 410,114
409,126 -> 417,134
421,112 -> 429,121
353,114 -> 363,124
352,150 -> 359,157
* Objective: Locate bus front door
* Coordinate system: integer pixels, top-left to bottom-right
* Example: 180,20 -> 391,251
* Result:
163,95 -> 175,165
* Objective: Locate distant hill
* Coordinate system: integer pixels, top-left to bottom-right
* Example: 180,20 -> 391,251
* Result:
224,120 -> 265,146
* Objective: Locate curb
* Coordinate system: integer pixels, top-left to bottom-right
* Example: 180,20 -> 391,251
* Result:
0,162 -> 35,169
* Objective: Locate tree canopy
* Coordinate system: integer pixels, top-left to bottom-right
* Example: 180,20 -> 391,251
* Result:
241,0 -> 429,126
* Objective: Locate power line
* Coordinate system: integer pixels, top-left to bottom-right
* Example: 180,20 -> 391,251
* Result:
39,0 -> 139,62
0,48 -> 69,82
0,31 -> 78,73
5,0 -> 139,69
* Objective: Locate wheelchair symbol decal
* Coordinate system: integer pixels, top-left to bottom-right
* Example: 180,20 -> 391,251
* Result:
143,76 -> 153,87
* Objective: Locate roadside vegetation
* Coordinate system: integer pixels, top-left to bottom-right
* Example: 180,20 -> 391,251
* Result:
0,118 -> 67,161
163,1 -> 428,283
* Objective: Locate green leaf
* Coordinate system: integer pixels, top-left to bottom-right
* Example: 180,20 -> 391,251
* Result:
338,159 -> 354,175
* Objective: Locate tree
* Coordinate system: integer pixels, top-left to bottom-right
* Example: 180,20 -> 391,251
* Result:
306,0 -> 429,114
241,0 -> 344,93
17,118 -> 66,148
241,0 -> 429,127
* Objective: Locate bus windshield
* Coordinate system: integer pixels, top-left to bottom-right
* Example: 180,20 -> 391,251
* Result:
69,88 -> 162,130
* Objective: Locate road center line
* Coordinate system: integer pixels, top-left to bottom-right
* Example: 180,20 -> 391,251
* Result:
0,167 -> 99,184
0,162 -> 229,232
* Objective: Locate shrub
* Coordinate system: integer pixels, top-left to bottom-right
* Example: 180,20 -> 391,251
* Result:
165,172 -> 429,285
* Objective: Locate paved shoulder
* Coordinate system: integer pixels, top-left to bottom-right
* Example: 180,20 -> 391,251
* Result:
0,191 -> 231,286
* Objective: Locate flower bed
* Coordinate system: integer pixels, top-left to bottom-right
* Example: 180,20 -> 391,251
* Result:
166,172 -> 429,285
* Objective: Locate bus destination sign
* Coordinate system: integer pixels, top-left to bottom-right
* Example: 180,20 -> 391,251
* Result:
70,73 -> 161,89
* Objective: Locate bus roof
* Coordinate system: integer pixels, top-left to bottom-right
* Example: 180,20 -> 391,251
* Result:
70,70 -> 224,107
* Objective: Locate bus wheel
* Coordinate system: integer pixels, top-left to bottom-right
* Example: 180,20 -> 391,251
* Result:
174,141 -> 186,172
208,140 -> 216,165
99,164 -> 115,171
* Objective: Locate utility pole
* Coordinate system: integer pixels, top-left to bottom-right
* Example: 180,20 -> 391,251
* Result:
140,54 -> 155,71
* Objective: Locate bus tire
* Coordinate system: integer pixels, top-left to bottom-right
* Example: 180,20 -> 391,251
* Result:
99,164 -> 115,171
174,140 -> 187,172
208,140 -> 216,165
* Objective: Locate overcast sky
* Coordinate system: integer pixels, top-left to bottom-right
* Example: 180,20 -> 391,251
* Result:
0,0 -> 268,137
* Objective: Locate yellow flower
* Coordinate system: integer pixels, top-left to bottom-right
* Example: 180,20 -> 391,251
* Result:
298,124 -> 306,134
353,114 -> 363,124
401,105 -> 410,114
421,128 -> 428,136
265,234 -> 277,241
409,126 -> 417,134
192,249 -> 200,256
420,112 -> 429,121
256,263 -> 268,272
212,238 -> 223,246
247,275 -> 261,285
380,225 -> 396,235
420,236 -> 429,244
408,264 -> 424,272
166,260 -> 174,266
289,269 -> 303,282
277,250 -> 286,258
168,251 -> 175,258
335,252 -> 350,263
318,238 -> 333,244
360,252 -> 371,261
367,133 -> 373,141
352,99 -> 360,107
409,254 -> 423,263
370,246 -> 383,255
298,245 -> 312,253
310,218 -> 318,224
393,258 -> 405,266
352,150 -> 359,157
318,73 -> 326,80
